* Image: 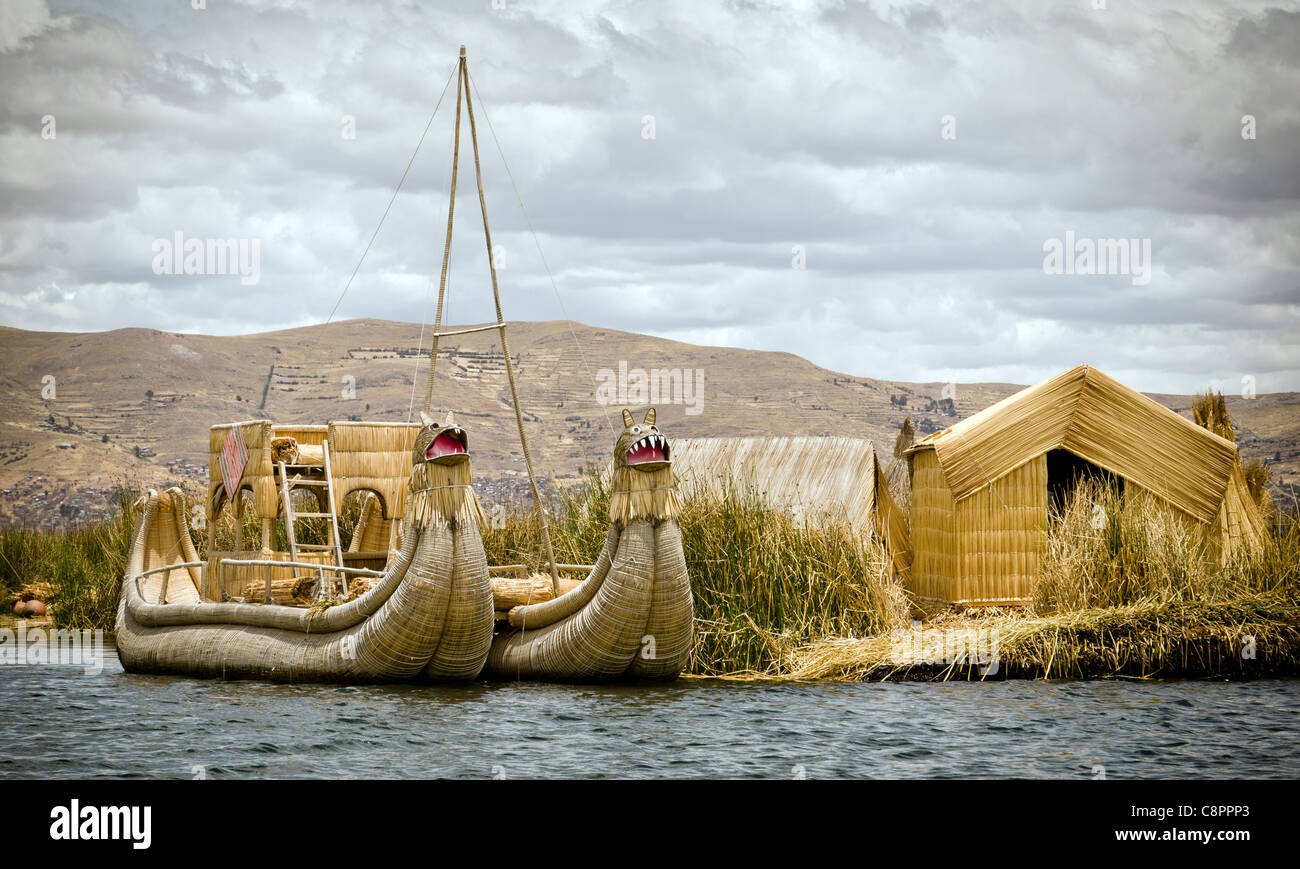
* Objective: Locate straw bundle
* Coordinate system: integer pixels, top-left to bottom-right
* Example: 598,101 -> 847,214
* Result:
342,575 -> 377,603
490,574 -> 583,610
270,437 -> 298,465
269,437 -> 324,466
240,575 -> 316,606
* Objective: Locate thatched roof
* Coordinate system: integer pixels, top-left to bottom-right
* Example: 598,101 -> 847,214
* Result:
906,365 -> 1238,524
672,436 -> 911,575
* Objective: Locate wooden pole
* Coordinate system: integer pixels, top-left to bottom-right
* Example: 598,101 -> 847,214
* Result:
233,491 -> 244,552
460,50 -> 561,594
423,50 -> 465,414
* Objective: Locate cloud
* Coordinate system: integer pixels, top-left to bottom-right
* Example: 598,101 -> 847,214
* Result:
0,0 -> 1297,395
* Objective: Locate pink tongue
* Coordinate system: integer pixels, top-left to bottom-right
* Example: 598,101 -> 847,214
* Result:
631,444 -> 666,463
427,433 -> 466,458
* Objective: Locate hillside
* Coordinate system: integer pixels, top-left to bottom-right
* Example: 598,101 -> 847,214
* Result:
1,319 -> 1296,526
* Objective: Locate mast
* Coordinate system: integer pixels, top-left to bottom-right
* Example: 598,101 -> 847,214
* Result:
424,46 -> 562,594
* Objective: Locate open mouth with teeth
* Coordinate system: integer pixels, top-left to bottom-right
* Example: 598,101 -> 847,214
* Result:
625,433 -> 670,470
425,429 -> 469,464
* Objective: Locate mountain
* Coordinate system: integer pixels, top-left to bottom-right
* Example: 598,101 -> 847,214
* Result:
1,319 -> 1296,526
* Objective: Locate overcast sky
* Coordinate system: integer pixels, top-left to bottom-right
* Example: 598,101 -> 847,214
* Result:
1,0 -> 1297,393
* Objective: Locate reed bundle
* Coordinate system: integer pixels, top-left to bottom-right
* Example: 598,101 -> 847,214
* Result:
342,575 -> 377,603
269,437 -> 323,466
240,575 -> 316,605
489,574 -> 582,610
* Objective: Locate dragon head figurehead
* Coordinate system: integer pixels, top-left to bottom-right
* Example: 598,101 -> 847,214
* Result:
609,407 -> 680,525
408,410 -> 484,529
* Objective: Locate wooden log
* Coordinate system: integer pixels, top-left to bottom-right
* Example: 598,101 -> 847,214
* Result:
490,574 -> 582,611
241,575 -> 315,606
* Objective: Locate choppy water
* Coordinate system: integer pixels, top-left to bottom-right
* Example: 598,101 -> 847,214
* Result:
1,640 -> 1297,779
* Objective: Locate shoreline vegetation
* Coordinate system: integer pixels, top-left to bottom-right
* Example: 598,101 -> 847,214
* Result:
2,472 -> 1297,682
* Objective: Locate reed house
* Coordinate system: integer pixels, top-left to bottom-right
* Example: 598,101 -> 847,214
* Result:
904,365 -> 1265,606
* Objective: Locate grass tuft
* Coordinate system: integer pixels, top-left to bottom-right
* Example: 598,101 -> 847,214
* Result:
0,487 -> 137,630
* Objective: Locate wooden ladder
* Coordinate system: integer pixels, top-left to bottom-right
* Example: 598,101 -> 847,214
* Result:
277,441 -> 347,598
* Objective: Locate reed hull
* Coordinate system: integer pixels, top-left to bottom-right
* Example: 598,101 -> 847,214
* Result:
484,519 -> 693,681
116,489 -> 493,683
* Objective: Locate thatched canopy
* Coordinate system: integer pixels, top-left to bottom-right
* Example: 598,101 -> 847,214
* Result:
672,436 -> 911,576
907,364 -> 1238,524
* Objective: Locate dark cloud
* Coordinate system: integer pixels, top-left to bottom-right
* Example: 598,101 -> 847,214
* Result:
0,0 -> 1297,395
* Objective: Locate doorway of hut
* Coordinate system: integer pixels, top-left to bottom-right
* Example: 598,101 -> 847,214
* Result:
1046,449 -> 1122,516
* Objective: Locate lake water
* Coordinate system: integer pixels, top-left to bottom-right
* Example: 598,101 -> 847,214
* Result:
2,640 -> 1297,779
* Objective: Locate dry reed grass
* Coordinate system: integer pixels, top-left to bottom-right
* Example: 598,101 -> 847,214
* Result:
790,479 -> 1300,680
0,487 -> 136,629
791,593 -> 1300,680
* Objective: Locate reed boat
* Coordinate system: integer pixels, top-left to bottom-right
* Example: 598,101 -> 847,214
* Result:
115,46 -> 697,684
116,414 -> 495,682
485,408 -> 694,681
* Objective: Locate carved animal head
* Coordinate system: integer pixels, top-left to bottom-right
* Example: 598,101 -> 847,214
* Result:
414,410 -> 470,466
408,410 -> 484,529
609,407 -> 680,525
614,406 -> 671,473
